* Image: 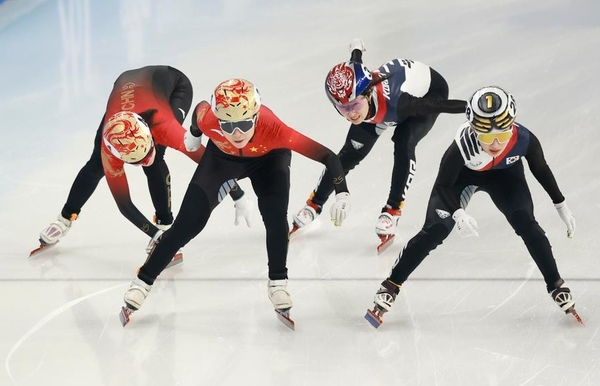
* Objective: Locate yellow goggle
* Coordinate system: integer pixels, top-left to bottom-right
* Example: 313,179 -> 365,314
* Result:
475,129 -> 513,145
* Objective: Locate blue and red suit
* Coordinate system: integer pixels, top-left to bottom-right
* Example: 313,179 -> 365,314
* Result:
311,56 -> 466,215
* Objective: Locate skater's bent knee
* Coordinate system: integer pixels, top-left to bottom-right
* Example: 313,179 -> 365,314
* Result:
423,223 -> 452,242
509,210 -> 542,235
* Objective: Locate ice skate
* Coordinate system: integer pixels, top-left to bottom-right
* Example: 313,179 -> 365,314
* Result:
39,214 -> 73,244
268,279 -> 295,330
31,215 -> 74,257
376,234 -> 396,254
550,280 -> 583,325
365,279 -> 401,328
29,240 -> 59,258
375,207 -> 401,254
290,199 -> 321,236
120,278 -> 152,326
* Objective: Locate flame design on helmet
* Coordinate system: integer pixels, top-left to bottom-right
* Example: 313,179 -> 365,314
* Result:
102,111 -> 153,163
211,78 -> 261,122
325,61 -> 372,105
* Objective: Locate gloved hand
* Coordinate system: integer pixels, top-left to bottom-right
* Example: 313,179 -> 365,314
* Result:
234,194 -> 253,227
452,208 -> 479,238
184,131 -> 202,152
330,192 -> 351,226
554,201 -> 576,238
349,38 -> 366,53
146,229 -> 164,254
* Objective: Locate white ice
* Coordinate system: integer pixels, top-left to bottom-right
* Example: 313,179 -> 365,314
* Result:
1,0 -> 599,385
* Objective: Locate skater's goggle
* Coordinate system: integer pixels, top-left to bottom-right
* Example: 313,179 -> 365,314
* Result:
474,128 -> 513,145
335,96 -> 368,116
131,143 -> 156,167
218,116 -> 256,135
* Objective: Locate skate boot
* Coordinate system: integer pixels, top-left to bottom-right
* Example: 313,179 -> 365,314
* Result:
549,279 -> 583,324
124,277 -> 152,311
365,279 -> 401,328
291,198 -> 322,235
40,214 -> 74,245
375,206 -> 401,253
268,279 -> 295,330
120,277 -> 153,326
31,214 -> 76,257
268,279 -> 293,310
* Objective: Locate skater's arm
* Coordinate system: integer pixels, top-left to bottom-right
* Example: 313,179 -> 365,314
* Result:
396,93 -> 467,117
525,132 -> 565,204
432,143 -> 465,211
152,117 -> 206,163
101,149 -> 159,237
286,130 -> 348,194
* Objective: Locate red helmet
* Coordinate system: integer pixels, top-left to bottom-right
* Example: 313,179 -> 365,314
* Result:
324,61 -> 372,105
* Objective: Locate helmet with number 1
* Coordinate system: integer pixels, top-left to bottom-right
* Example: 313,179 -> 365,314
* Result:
324,61 -> 372,105
466,86 -> 517,133
102,111 -> 153,163
211,78 -> 262,122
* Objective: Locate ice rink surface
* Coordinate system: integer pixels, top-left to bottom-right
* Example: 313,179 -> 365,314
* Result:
1,0 -> 599,385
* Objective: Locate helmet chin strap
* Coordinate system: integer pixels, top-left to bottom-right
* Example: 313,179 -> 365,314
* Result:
365,92 -> 377,120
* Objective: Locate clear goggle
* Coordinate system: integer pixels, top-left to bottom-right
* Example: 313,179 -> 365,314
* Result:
475,127 -> 513,145
335,96 -> 367,116
218,116 -> 256,135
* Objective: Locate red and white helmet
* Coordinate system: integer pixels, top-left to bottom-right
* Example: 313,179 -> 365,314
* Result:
102,111 -> 153,163
211,78 -> 261,122
324,61 -> 372,105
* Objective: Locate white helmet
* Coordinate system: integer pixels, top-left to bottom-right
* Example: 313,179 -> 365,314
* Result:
466,86 -> 516,132
210,78 -> 261,122
102,111 -> 153,163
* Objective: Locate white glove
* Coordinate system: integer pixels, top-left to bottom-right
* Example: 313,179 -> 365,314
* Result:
452,208 -> 479,238
234,195 -> 253,227
183,131 -> 202,152
146,229 -> 164,254
349,38 -> 366,53
554,201 -> 576,238
330,192 -> 351,227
